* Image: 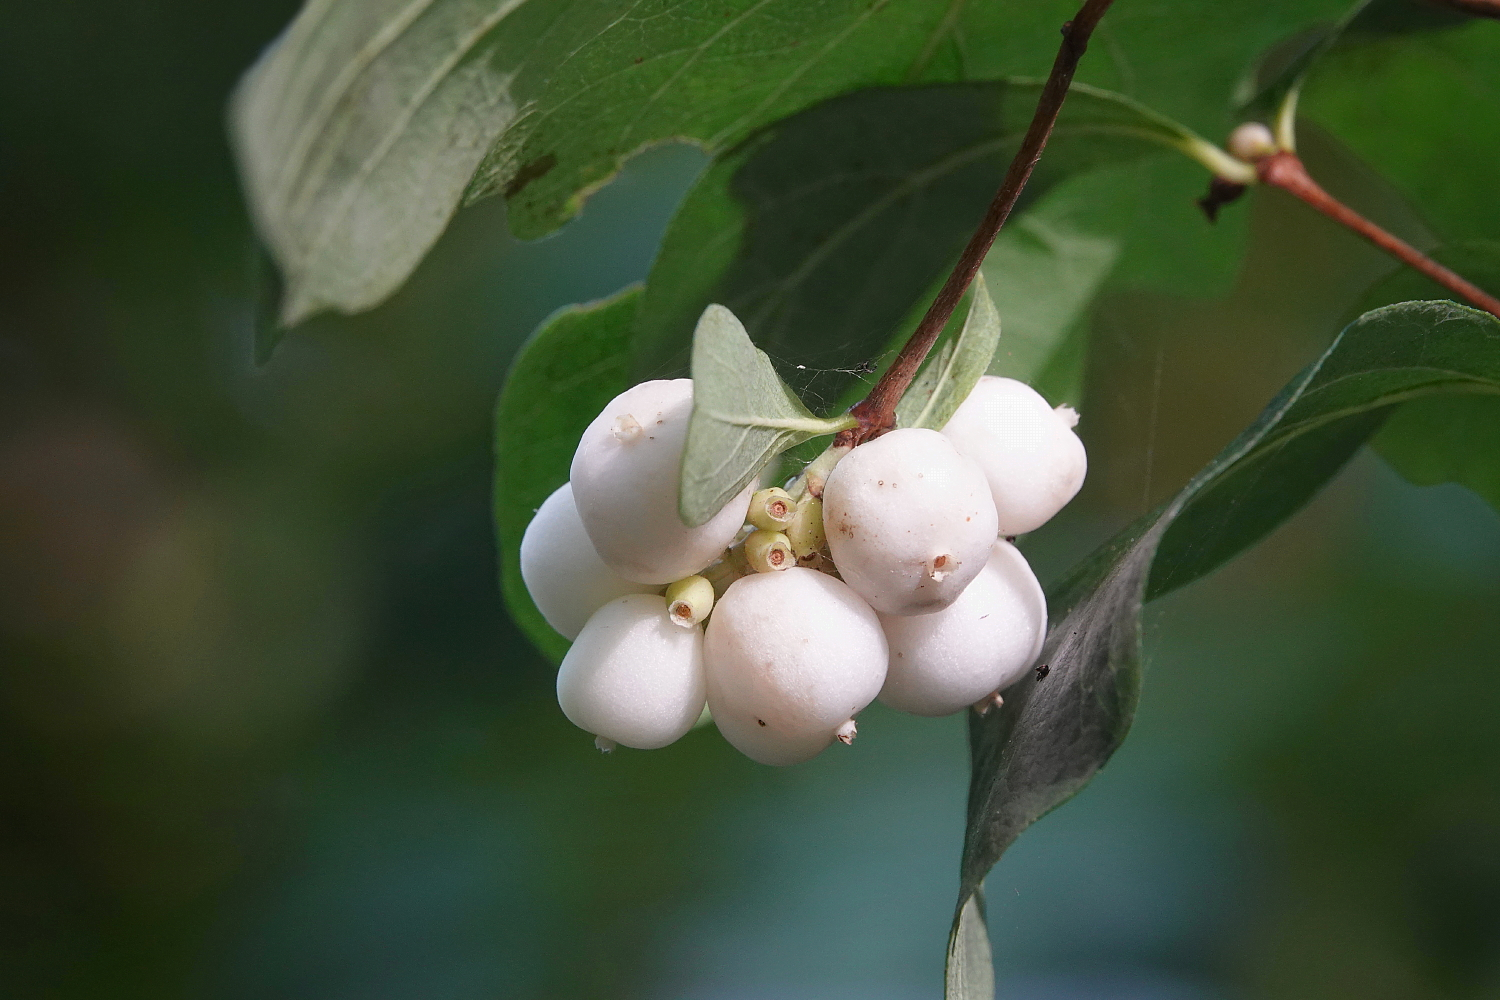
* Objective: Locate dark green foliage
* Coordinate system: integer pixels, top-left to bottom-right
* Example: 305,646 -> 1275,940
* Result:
947,301 -> 1500,995
1353,243 -> 1500,512
635,81 -> 1238,405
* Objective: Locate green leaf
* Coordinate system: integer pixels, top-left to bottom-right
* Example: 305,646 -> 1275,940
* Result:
231,0 -> 966,326
1301,19 -> 1500,244
944,890 -> 994,1000
980,166 -> 1125,394
636,81 -> 1242,408
1350,242 -> 1500,513
1235,0 -> 1483,147
896,274 -> 1000,430
958,0 -> 1351,138
1374,394 -> 1500,512
680,305 -> 854,526
232,1 -> 1358,329
493,286 -> 641,664
947,300 -> 1500,994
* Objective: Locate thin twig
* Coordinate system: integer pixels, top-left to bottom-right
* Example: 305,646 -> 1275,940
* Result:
1257,152 -> 1500,320
840,0 -> 1118,445
1428,0 -> 1500,20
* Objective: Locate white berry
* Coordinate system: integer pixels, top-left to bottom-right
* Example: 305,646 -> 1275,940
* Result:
571,378 -> 753,584
556,594 -> 707,750
520,483 -> 656,640
704,568 -> 887,765
940,376 -> 1086,536
822,428 -> 998,616
878,539 -> 1047,716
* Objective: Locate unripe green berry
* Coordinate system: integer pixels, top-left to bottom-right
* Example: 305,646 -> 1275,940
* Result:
665,574 -> 715,627
785,495 -> 826,558
744,529 -> 793,573
747,487 -> 796,531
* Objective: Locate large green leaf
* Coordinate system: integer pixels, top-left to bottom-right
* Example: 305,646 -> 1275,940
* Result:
493,286 -> 641,664
956,0 -> 1350,138
1351,242 -> 1500,513
680,305 -> 854,526
231,0 -> 963,326
1233,0 -> 1473,141
1301,18 -> 1500,244
232,0 -> 1361,330
634,81 -> 1247,408
979,166 -> 1126,399
947,300 -> 1500,997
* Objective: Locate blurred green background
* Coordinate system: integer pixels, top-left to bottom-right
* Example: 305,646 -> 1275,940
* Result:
1,3 -> 1498,998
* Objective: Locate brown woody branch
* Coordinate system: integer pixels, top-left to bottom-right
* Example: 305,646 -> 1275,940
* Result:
839,0 -> 1118,446
1257,152 -> 1500,320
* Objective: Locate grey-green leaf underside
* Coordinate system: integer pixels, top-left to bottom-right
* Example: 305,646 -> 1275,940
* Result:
681,305 -> 854,526
947,301 -> 1500,997
231,0 -> 964,326
895,273 -> 1000,430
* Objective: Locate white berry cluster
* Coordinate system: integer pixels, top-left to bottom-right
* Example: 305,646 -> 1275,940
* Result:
520,375 -> 1086,764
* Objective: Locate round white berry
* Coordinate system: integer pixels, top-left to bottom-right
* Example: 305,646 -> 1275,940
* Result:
571,378 -> 753,584
822,427 -> 998,616
556,594 -> 707,750
878,539 -> 1047,716
940,376 -> 1086,536
704,568 -> 887,765
520,483 -> 656,640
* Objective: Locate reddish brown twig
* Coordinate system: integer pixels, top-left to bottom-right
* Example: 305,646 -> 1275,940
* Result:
1428,0 -> 1500,20
838,0 -> 1118,446
1257,151 -> 1500,320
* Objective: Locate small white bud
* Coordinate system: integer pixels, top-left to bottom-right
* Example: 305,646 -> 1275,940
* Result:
747,487 -> 796,531
556,594 -> 707,750
1227,121 -> 1277,163
823,428 -> 999,616
520,483 -> 656,640
744,529 -> 794,573
665,574 -> 715,627
571,379 -> 753,584
941,376 -> 1087,536
704,568 -> 887,766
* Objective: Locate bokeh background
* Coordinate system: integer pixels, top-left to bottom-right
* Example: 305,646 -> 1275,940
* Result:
2,4 -> 1498,998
